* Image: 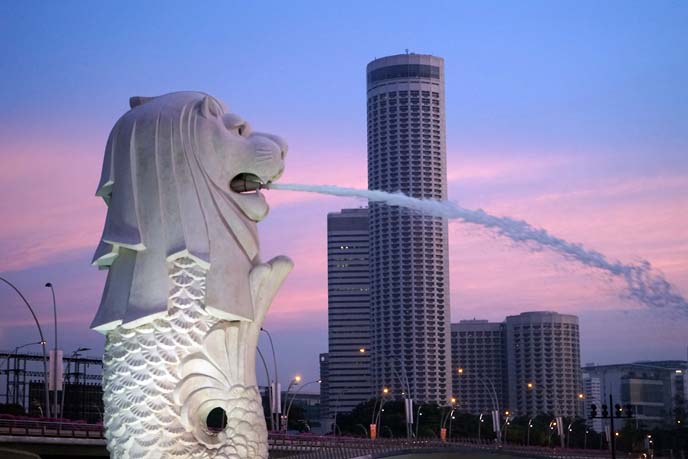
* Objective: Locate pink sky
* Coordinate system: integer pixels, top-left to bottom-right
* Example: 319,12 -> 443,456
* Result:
1,131 -> 687,383
2,0 -> 688,384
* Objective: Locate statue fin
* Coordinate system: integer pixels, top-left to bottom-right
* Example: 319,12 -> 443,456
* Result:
129,96 -> 153,109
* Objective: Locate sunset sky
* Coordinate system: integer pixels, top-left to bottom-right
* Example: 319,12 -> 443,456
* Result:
1,1 -> 687,386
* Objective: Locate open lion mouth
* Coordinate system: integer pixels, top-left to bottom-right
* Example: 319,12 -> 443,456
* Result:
229,173 -> 266,194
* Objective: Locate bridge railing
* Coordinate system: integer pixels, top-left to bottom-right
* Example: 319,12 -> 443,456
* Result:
268,434 -> 612,459
0,419 -> 105,439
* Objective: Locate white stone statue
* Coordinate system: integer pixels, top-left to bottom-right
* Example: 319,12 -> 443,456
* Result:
91,91 -> 292,459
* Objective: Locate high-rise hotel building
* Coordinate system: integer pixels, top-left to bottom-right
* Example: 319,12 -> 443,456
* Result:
320,208 -> 371,421
367,53 -> 451,403
505,311 -> 582,417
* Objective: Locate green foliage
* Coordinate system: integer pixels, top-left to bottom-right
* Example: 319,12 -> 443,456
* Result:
0,403 -> 25,416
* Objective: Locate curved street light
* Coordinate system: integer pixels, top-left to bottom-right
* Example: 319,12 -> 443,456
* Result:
256,347 -> 273,431
2,341 -> 44,370
415,404 -> 423,438
45,282 -> 58,418
0,276 -> 50,417
371,387 -> 390,437
384,356 -> 413,438
60,346 -> 90,427
284,378 -> 320,430
281,375 -> 301,432
260,328 -> 279,430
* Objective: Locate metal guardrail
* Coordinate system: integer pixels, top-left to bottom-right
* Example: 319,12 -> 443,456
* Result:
267,435 -> 611,459
0,419 -> 104,439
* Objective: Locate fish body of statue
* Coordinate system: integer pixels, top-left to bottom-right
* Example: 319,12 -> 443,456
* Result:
91,92 -> 292,459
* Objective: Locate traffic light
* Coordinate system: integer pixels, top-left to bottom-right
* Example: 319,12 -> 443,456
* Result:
615,404 -> 623,417
601,404 -> 609,418
624,404 -> 634,418
590,404 -> 598,419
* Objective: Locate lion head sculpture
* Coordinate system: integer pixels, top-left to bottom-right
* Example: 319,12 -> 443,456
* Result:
91,91 -> 287,332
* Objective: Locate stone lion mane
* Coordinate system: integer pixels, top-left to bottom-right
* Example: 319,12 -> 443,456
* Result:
91,92 -> 260,332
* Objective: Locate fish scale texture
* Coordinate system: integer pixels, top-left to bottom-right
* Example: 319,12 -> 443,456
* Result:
102,257 -> 267,459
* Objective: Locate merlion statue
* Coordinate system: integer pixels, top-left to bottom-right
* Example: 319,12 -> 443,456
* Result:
91,91 -> 292,459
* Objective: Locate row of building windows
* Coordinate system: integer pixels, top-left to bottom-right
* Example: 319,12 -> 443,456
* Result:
370,90 -> 440,99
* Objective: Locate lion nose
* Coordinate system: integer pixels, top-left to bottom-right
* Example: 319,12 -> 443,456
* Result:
251,132 -> 288,160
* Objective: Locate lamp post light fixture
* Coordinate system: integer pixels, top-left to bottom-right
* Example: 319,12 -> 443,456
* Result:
0,276 -> 51,417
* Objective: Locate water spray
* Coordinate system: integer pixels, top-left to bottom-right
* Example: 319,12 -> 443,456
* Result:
268,182 -> 688,315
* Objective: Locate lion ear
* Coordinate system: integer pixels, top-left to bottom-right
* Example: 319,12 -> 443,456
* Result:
200,95 -> 222,118
129,96 -> 153,109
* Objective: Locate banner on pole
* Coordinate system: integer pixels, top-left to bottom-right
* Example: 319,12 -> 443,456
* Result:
48,350 -> 63,391
404,399 -> 414,424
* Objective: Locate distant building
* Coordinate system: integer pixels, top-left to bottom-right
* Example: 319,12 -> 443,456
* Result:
582,372 -> 603,432
367,53 -> 451,404
320,208 -> 371,425
583,360 -> 688,428
505,311 -> 582,417
451,320 -> 507,414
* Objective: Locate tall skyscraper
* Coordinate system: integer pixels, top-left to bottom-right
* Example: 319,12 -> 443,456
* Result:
505,311 -> 582,417
451,320 -> 507,414
367,53 -> 450,403
320,208 -> 371,421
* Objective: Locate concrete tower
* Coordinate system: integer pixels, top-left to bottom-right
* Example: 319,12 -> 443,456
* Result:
366,53 -> 450,403
321,208 -> 371,422
505,311 -> 582,417
451,320 -> 508,414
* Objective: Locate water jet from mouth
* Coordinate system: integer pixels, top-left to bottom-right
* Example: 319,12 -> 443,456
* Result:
269,182 -> 688,315
230,173 -> 263,193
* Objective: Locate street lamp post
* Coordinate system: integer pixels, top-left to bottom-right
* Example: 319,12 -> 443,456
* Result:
457,367 -> 501,436
502,412 -> 511,444
385,356 -> 413,438
256,348 -> 273,431
282,375 -> 301,432
60,347 -> 90,426
439,397 -> 457,441
371,387 -> 389,439
548,419 -> 557,447
2,341 -> 43,405
0,276 -> 50,417
260,328 -> 279,431
284,378 -> 320,430
527,418 -> 533,446
478,413 -> 484,443
415,404 -> 423,438
45,282 -> 58,418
